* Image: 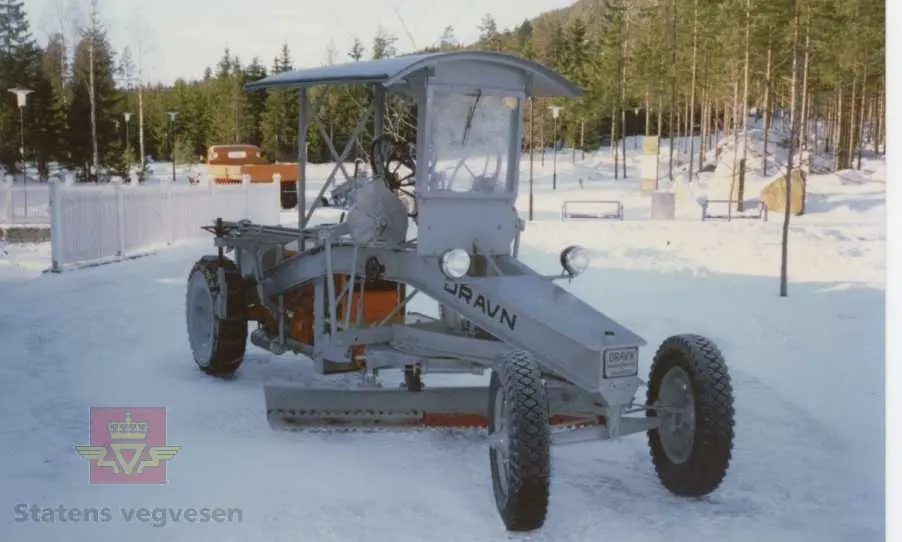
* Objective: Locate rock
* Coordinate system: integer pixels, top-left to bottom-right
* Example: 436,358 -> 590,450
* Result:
760,168 -> 806,215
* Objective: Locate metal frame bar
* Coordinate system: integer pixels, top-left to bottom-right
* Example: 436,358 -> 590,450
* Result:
214,219 -> 645,406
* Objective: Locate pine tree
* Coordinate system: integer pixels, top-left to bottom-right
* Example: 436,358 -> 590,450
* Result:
66,28 -> 121,180
261,43 -> 298,161
30,41 -> 68,177
240,57 -> 267,145
0,0 -> 41,171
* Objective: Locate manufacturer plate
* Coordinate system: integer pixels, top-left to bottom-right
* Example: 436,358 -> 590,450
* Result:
603,348 -> 638,378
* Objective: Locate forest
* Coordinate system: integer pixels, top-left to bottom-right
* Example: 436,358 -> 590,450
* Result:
0,0 -> 886,181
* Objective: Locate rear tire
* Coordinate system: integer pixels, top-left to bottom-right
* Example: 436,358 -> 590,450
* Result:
488,351 -> 550,532
185,256 -> 248,377
646,334 -> 734,496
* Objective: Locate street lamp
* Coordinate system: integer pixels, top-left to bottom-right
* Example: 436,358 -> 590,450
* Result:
166,111 -> 178,183
8,87 -> 33,216
123,112 -> 132,176
548,105 -> 562,190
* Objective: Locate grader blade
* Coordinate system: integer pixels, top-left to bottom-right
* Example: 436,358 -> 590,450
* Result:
264,385 -> 490,429
264,384 -> 606,430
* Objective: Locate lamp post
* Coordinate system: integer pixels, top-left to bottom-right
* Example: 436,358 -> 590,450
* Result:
123,112 -> 132,175
166,111 -> 178,183
8,87 -> 33,216
548,105 -> 562,190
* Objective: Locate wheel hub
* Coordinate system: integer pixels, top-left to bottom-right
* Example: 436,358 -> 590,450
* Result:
657,366 -> 696,464
186,273 -> 215,365
489,390 -> 510,498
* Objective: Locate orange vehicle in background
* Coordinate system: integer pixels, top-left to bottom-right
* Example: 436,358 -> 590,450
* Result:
205,144 -> 299,209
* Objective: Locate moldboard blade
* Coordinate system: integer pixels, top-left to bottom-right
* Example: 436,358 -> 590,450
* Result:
264,385 -> 490,430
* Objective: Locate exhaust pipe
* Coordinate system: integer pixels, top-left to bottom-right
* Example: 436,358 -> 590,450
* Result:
250,328 -> 314,356
250,329 -> 286,354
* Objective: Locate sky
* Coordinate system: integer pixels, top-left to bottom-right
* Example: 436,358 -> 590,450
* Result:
25,0 -> 577,85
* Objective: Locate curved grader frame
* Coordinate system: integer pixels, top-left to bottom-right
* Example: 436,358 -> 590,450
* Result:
186,50 -> 735,532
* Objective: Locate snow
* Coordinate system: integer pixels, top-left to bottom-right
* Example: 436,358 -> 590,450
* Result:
0,132 -> 885,541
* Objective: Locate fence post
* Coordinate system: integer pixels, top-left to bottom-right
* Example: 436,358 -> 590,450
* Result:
1,175 -> 12,222
242,174 -> 251,220
163,181 -> 173,246
49,178 -> 62,273
113,178 -> 125,257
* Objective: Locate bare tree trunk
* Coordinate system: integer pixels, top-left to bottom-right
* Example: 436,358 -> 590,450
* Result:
738,0 -> 751,210
135,26 -> 147,174
621,91 -> 627,177
874,75 -> 886,158
829,90 -> 839,153
780,0 -> 802,297
762,37 -> 772,175
668,0 -> 677,181
847,73 -> 858,168
644,91 -> 651,136
856,64 -> 868,169
800,4 -> 811,168
612,104 -> 619,179
580,119 -> 586,161
812,100 -> 819,155
698,52 -> 709,169
683,100 -> 690,153
540,104 -> 545,167
833,87 -> 843,169
728,65 -> 740,219
707,101 -> 715,151
620,12 -> 628,179
699,87 -> 708,169
657,94 -> 663,139
88,0 -> 99,181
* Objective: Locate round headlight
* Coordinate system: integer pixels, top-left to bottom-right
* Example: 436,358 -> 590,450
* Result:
560,245 -> 590,276
440,249 -> 471,279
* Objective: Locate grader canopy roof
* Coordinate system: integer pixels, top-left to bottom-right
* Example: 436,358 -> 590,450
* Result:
244,50 -> 583,98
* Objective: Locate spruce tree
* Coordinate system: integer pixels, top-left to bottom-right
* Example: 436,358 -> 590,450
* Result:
0,0 -> 40,172
66,28 -> 121,180
260,43 -> 298,162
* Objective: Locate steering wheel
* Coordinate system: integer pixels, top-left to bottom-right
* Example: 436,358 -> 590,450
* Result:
371,134 -> 417,217
371,134 -> 416,191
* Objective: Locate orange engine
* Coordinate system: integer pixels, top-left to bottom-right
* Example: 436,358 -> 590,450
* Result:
248,273 -> 405,371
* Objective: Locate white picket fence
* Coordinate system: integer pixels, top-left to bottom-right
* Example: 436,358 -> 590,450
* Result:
0,180 -> 51,225
46,177 -> 279,272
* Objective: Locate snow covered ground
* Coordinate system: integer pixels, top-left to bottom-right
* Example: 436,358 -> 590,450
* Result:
0,135 -> 886,541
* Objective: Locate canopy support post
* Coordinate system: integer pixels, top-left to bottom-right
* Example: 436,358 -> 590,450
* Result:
297,87 -> 309,231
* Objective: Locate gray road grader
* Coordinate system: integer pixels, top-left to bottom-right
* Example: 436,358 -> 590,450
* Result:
185,50 -> 735,532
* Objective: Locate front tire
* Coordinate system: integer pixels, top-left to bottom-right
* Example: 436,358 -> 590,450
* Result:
488,351 -> 550,532
185,256 -> 248,377
646,334 -> 735,496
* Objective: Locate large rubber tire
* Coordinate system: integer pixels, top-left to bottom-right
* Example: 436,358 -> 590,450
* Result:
488,351 -> 551,532
646,334 -> 735,496
185,256 -> 248,377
